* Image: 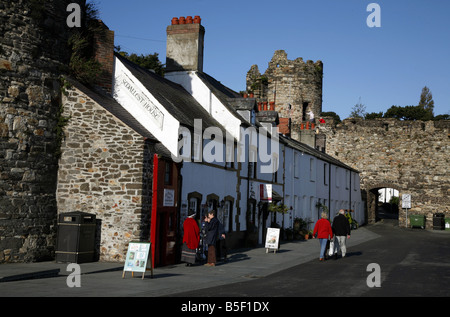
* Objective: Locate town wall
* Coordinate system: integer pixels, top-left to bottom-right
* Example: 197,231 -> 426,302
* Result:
319,118 -> 450,227
0,0 -> 85,262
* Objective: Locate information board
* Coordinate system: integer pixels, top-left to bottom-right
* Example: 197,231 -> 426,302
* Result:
122,242 -> 153,279
265,228 -> 280,253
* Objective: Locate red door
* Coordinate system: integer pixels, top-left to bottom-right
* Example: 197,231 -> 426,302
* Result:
151,155 -> 180,267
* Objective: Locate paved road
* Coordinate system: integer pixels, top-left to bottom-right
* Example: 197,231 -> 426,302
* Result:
172,222 -> 450,297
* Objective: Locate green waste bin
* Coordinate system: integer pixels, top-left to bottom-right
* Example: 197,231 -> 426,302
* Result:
409,215 -> 425,229
445,218 -> 450,231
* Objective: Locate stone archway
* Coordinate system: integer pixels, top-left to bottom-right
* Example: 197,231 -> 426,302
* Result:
366,182 -> 402,225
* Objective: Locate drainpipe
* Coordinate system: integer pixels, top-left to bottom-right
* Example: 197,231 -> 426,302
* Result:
349,171 -> 352,211
328,163 -> 331,214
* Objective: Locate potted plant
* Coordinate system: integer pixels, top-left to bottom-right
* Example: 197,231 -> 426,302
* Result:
268,202 -> 288,214
293,217 -> 308,240
284,227 -> 294,240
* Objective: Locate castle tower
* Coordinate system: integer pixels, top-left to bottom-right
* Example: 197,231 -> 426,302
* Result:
246,50 -> 323,145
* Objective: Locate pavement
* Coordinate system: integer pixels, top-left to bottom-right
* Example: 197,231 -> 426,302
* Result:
0,226 -> 382,297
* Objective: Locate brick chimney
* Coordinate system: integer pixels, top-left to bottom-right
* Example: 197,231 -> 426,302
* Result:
94,20 -> 115,94
166,16 -> 205,72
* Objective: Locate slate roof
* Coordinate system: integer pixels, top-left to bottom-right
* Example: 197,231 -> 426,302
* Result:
195,72 -> 253,127
280,135 -> 359,173
67,54 -> 359,172
115,53 -> 225,132
65,77 -> 173,159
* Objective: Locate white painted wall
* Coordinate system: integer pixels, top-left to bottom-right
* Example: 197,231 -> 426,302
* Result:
113,57 -> 180,156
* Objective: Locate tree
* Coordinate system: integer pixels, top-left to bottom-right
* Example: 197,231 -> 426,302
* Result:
418,86 -> 434,120
68,2 -> 104,85
384,105 -> 429,121
365,111 -> 383,120
349,98 -> 366,119
434,114 -> 450,121
115,46 -> 165,76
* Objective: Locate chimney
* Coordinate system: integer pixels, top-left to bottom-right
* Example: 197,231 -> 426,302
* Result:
255,102 -> 279,135
94,20 -> 115,94
166,16 -> 205,72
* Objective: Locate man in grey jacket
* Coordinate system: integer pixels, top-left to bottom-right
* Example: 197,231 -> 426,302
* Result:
332,209 -> 351,258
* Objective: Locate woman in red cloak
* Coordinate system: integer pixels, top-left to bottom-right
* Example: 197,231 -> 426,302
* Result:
181,210 -> 200,266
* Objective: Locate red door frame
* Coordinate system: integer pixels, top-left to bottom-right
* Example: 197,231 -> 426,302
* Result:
150,154 -> 159,268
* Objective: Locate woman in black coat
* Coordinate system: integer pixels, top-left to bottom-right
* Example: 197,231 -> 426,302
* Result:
204,210 -> 219,266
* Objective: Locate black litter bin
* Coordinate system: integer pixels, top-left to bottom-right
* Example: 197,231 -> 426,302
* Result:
433,213 -> 445,230
55,211 -> 96,263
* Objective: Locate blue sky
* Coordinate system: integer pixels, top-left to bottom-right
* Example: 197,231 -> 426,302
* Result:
96,0 -> 449,120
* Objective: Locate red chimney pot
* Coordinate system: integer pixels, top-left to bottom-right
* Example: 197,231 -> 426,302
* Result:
179,16 -> 186,24
171,17 -> 179,25
186,16 -> 193,24
194,16 -> 201,24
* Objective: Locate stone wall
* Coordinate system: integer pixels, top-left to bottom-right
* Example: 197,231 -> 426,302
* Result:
319,118 -> 450,227
0,0 -> 85,262
57,85 -> 153,262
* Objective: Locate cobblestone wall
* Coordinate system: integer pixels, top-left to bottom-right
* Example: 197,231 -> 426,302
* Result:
57,86 -> 153,262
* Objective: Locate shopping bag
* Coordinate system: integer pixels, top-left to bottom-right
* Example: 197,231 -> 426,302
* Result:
328,237 -> 336,256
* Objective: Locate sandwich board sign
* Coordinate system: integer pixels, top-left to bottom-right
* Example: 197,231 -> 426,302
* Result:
265,228 -> 280,253
122,241 -> 153,279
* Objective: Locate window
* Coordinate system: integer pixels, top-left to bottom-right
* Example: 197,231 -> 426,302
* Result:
335,167 -> 339,188
164,162 -> 172,185
324,163 -> 328,185
189,198 -> 198,213
345,170 -> 350,189
294,152 -> 300,178
226,200 -> 233,232
272,155 -> 278,183
225,143 -> 234,169
187,192 -> 202,222
249,148 -> 257,178
193,133 -> 202,162
309,158 -> 315,182
302,102 -> 309,121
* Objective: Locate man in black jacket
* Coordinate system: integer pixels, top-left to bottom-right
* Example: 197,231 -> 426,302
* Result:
204,210 -> 219,266
332,209 -> 351,259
